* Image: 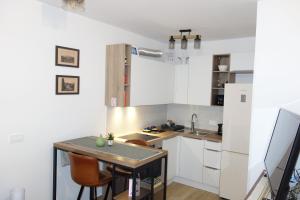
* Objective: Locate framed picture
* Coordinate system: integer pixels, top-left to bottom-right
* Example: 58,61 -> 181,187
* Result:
55,46 -> 80,68
56,75 -> 80,95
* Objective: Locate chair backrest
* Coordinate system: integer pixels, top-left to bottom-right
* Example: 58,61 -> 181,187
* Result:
68,152 -> 100,186
125,139 -> 148,146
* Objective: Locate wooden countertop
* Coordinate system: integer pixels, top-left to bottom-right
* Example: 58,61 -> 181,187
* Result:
116,129 -> 222,145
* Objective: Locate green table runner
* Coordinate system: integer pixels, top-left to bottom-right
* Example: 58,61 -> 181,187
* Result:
66,137 -> 160,161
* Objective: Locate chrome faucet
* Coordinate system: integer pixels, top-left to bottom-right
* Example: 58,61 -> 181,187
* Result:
191,113 -> 198,133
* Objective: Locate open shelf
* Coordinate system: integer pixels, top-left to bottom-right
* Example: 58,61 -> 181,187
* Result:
230,70 -> 254,74
211,54 -> 235,106
113,188 -> 151,200
106,44 -> 132,107
213,71 -> 230,73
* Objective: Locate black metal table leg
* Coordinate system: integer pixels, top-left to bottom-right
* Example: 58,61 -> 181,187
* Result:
163,156 -> 168,200
112,164 -> 116,198
132,170 -> 137,200
53,147 -> 58,200
150,176 -> 154,200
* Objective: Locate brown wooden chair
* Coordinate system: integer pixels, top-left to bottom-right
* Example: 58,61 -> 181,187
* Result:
68,152 -> 112,200
106,139 -> 148,191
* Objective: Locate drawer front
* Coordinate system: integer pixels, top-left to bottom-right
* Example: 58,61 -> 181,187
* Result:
203,166 -> 220,188
205,140 -> 222,151
204,149 -> 221,169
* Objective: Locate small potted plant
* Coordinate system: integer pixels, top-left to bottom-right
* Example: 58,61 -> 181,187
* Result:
106,133 -> 114,146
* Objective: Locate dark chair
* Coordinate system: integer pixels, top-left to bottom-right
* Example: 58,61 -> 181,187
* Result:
69,152 -> 112,200
106,139 -> 148,191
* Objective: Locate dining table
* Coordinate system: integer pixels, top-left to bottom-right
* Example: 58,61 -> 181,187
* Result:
52,136 -> 168,200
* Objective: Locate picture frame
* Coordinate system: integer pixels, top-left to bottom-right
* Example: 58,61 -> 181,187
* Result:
55,46 -> 80,68
56,75 -> 80,95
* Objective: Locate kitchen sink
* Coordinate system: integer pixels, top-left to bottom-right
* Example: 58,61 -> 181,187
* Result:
119,133 -> 160,142
189,130 -> 209,136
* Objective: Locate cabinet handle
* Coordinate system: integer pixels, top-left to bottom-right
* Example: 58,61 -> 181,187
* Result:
204,166 -> 219,170
205,148 -> 219,152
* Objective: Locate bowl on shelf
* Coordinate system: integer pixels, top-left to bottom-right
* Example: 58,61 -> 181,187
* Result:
218,65 -> 228,72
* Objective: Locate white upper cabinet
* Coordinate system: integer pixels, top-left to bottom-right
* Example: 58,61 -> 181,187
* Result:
230,52 -> 255,72
173,64 -> 189,104
130,55 -> 174,106
188,55 -> 212,106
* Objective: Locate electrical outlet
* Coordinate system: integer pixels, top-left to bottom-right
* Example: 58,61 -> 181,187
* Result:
209,120 -> 218,126
9,134 -> 24,144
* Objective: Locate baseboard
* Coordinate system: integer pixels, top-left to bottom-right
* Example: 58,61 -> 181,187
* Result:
173,176 -> 219,194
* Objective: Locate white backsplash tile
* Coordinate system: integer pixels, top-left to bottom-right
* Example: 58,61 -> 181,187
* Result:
106,104 -> 223,135
106,105 -> 168,136
167,104 -> 223,131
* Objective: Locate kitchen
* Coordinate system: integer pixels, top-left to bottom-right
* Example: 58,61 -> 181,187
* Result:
103,36 -> 254,200
2,0 -> 300,200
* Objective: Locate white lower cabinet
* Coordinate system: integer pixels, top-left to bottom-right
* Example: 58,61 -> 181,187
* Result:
179,137 -> 204,183
162,137 -> 179,183
204,149 -> 221,169
163,136 -> 222,194
203,167 -> 220,188
203,141 -> 222,189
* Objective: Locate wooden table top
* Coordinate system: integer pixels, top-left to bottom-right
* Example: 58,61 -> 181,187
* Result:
54,136 -> 167,169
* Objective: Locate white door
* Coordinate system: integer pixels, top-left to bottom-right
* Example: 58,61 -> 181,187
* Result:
130,56 -> 174,106
220,151 -> 248,200
222,84 -> 252,154
162,137 -> 179,183
179,137 -> 204,183
173,64 -> 189,104
188,55 -> 212,106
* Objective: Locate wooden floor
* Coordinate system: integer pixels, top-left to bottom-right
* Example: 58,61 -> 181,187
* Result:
155,182 -> 220,200
99,182 -> 220,200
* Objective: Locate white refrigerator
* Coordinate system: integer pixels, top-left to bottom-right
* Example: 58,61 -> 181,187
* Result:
220,84 -> 252,200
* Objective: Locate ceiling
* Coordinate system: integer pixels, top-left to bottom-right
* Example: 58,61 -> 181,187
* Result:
41,0 -> 257,42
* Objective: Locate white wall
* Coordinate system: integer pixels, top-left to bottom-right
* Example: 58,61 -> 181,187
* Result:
248,0 -> 300,189
0,1 -> 165,199
106,105 -> 168,136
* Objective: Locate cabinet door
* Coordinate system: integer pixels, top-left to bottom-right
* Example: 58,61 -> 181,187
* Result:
220,151 -> 248,200
130,56 -> 174,106
162,137 -> 179,182
230,52 -> 254,71
173,64 -> 189,104
203,167 -> 220,188
179,137 -> 204,183
204,149 -> 221,169
188,55 -> 212,106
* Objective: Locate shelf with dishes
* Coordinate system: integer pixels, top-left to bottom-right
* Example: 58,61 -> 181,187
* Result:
211,54 -> 235,106
106,44 -> 132,107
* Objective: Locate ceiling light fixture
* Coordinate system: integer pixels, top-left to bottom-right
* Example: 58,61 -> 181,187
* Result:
168,29 -> 202,50
194,35 -> 201,49
181,35 -> 188,49
62,0 -> 85,11
169,36 -> 175,49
